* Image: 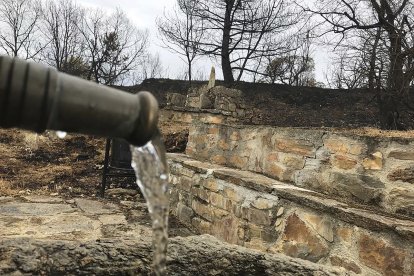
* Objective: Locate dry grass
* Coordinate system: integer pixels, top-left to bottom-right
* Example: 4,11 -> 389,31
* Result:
0,178 -> 16,196
331,127 -> 414,138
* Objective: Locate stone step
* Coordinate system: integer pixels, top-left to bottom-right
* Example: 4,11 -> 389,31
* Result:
168,153 -> 414,276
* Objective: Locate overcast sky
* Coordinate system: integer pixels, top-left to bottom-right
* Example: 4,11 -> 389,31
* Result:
76,0 -> 328,82
77,0 -> 188,78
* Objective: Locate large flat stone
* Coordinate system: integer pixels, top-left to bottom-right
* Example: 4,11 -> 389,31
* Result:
0,202 -> 75,216
0,235 -> 346,275
75,198 -> 120,215
21,195 -> 64,203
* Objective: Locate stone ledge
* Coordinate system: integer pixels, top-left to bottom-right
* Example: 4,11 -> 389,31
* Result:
0,235 -> 346,275
168,153 -> 414,241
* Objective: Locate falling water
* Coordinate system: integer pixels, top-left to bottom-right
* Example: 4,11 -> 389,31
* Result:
55,131 -> 67,139
130,132 -> 169,276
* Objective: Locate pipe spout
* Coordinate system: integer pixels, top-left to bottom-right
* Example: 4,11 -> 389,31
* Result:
0,56 -> 158,146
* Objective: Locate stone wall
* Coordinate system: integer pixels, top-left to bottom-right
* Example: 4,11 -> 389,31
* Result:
163,99 -> 414,275
168,154 -> 414,276
185,122 -> 414,218
166,85 -> 251,120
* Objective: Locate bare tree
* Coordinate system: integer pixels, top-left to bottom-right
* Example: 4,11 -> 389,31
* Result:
261,33 -> 315,86
324,27 -> 388,90
301,0 -> 414,129
40,0 -> 85,72
77,8 -> 149,85
0,0 -> 42,59
135,53 -> 164,83
162,0 -> 299,84
157,0 -> 205,84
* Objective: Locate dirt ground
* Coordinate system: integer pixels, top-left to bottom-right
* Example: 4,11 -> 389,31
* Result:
0,122 -> 185,198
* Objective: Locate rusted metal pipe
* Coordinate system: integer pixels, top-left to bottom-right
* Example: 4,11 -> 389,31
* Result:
0,55 -> 158,146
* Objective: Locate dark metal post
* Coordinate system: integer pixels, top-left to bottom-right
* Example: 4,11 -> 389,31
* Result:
100,138 -> 111,197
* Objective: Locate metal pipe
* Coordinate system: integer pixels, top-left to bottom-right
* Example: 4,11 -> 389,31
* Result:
0,55 -> 158,146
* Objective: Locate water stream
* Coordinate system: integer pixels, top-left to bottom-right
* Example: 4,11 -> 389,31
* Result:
130,132 -> 169,276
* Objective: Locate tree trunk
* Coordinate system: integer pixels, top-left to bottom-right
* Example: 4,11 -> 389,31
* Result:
221,1 -> 235,85
188,60 -> 192,85
368,28 -> 381,91
379,33 -> 405,130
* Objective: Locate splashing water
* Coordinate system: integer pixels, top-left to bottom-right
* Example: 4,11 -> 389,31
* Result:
130,134 -> 169,276
55,131 -> 67,139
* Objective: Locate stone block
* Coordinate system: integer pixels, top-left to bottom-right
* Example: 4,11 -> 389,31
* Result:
332,155 -> 357,170
201,115 -> 224,124
209,193 -> 226,209
388,151 -> 414,160
211,155 -> 227,165
223,187 -> 245,203
246,223 -> 263,239
237,226 -> 246,241
179,167 -> 195,178
251,197 -> 277,210
281,155 -> 305,170
166,93 -> 186,107
211,216 -> 241,244
349,144 -> 364,155
248,208 -> 274,226
359,234 -> 407,276
203,179 -> 220,192
194,187 -> 210,202
230,131 -> 241,141
207,126 -> 220,135
191,199 -> 212,222
191,217 -> 211,234
275,139 -> 315,157
325,139 -> 348,154
264,163 -> 292,182
218,139 -> 230,150
169,189 -> 179,205
279,213 -> 329,262
266,152 -> 279,162
388,166 -> 414,183
336,226 -> 353,244
178,176 -> 193,191
229,155 -> 248,168
294,170 -> 326,192
362,152 -> 383,170
388,187 -> 414,217
178,192 -> 191,206
224,198 -> 235,212
211,206 -> 229,219
200,93 -> 214,109
276,207 -> 284,217
186,96 -> 200,108
329,173 -> 385,203
302,214 -> 334,243
177,202 -> 194,225
330,256 -> 362,274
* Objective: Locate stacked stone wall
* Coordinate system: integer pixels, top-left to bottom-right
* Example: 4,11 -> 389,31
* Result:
163,103 -> 414,275
185,123 -> 414,218
168,154 -> 414,275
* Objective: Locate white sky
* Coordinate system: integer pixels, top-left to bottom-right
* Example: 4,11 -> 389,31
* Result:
76,0 -> 328,82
